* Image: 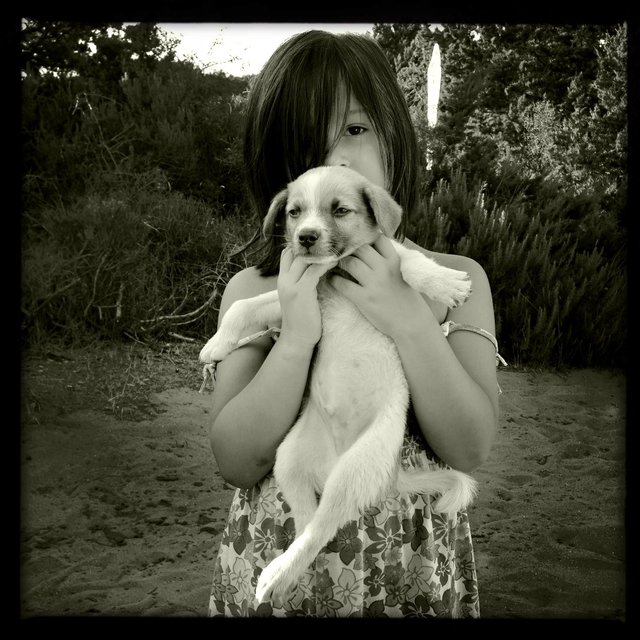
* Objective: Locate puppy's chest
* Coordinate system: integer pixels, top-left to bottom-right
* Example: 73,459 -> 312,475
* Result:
309,285 -> 407,406
316,283 -> 388,355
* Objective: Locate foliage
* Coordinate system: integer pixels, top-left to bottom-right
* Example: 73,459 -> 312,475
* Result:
20,21 -> 180,90
21,20 -> 250,211
382,23 -> 627,223
374,22 -> 627,367
409,169 -> 626,366
20,21 -> 627,366
22,168 -> 255,346
117,59 -> 249,207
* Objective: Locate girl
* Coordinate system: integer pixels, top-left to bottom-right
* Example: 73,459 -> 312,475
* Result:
207,30 -> 499,618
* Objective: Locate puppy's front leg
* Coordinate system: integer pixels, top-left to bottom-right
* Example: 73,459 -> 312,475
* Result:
392,241 -> 472,308
200,290 -> 281,363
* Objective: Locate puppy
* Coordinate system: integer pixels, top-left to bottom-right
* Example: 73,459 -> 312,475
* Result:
200,165 -> 477,604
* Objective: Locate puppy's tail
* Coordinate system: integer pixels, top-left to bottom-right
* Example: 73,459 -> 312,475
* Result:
396,467 -> 478,515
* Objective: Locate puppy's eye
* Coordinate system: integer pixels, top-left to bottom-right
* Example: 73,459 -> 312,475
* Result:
333,207 -> 351,217
287,209 -> 300,218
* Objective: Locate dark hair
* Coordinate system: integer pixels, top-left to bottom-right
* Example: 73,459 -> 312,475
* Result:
242,30 -> 424,276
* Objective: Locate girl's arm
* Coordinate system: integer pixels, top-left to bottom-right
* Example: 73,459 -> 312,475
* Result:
209,326 -> 314,489
330,236 -> 498,472
209,251 -> 335,489
391,258 -> 498,471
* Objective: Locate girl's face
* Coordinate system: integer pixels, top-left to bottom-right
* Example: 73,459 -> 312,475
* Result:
324,94 -> 386,190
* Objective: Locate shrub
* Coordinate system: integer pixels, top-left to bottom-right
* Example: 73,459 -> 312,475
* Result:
21,168 -> 255,347
408,168 -> 627,367
21,57 -> 249,213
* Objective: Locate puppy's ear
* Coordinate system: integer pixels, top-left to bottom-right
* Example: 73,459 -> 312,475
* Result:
263,188 -> 289,239
362,183 -> 403,237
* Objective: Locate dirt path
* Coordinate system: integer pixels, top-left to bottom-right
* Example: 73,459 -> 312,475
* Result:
20,343 -> 625,618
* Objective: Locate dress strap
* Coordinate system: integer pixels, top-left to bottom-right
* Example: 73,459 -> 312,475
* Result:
441,320 -> 508,368
236,326 -> 281,348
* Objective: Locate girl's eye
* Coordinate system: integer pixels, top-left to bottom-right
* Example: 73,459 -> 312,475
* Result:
345,125 -> 367,136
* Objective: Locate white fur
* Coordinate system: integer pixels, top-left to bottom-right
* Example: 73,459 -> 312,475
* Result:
199,166 -> 477,604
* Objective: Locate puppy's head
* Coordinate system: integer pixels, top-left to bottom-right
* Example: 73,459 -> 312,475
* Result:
263,166 -> 402,264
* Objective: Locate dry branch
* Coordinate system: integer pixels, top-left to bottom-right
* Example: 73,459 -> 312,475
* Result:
24,277 -> 82,319
139,286 -> 219,331
115,282 -> 124,322
167,332 -> 196,342
84,253 -> 108,318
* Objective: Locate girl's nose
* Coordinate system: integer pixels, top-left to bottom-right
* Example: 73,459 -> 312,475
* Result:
324,143 -> 350,168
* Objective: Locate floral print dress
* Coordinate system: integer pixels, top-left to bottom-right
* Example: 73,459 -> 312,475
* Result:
208,430 -> 480,618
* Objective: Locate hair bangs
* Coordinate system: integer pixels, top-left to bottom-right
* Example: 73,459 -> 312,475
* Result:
281,45 -> 352,181
329,43 -> 394,186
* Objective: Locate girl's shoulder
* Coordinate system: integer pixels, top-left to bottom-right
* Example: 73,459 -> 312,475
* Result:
217,266 -> 277,324
222,266 -> 278,305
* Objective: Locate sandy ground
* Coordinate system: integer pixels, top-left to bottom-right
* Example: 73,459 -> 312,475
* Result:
19,343 -> 626,619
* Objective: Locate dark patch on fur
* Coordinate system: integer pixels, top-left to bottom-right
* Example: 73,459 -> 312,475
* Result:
361,187 -> 378,228
328,265 -> 359,284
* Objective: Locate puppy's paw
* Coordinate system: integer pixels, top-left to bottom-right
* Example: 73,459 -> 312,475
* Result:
429,268 -> 472,308
199,328 -> 238,363
255,552 -> 299,605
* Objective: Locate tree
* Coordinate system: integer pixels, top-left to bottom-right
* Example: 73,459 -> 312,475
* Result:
21,20 -> 102,76
21,21 -> 179,94
21,20 -> 249,209
373,22 -> 626,215
371,23 -> 421,72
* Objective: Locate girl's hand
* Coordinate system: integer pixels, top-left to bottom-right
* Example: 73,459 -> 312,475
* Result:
329,235 -> 429,339
277,248 -> 336,347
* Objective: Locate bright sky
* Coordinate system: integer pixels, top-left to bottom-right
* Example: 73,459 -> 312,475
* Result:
160,23 -> 374,76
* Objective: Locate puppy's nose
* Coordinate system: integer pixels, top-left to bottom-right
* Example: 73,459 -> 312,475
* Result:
298,230 -> 319,248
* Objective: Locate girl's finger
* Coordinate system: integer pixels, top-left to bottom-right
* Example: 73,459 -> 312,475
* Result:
338,255 -> 370,284
371,233 -> 398,259
351,243 -> 384,269
299,259 -> 338,286
328,272 -> 361,299
286,255 -> 314,281
279,247 -> 294,272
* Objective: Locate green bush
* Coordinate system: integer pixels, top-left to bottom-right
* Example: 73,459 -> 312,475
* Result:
22,162 -> 627,367
21,169 -> 255,347
408,169 -> 626,367
21,57 -> 249,213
